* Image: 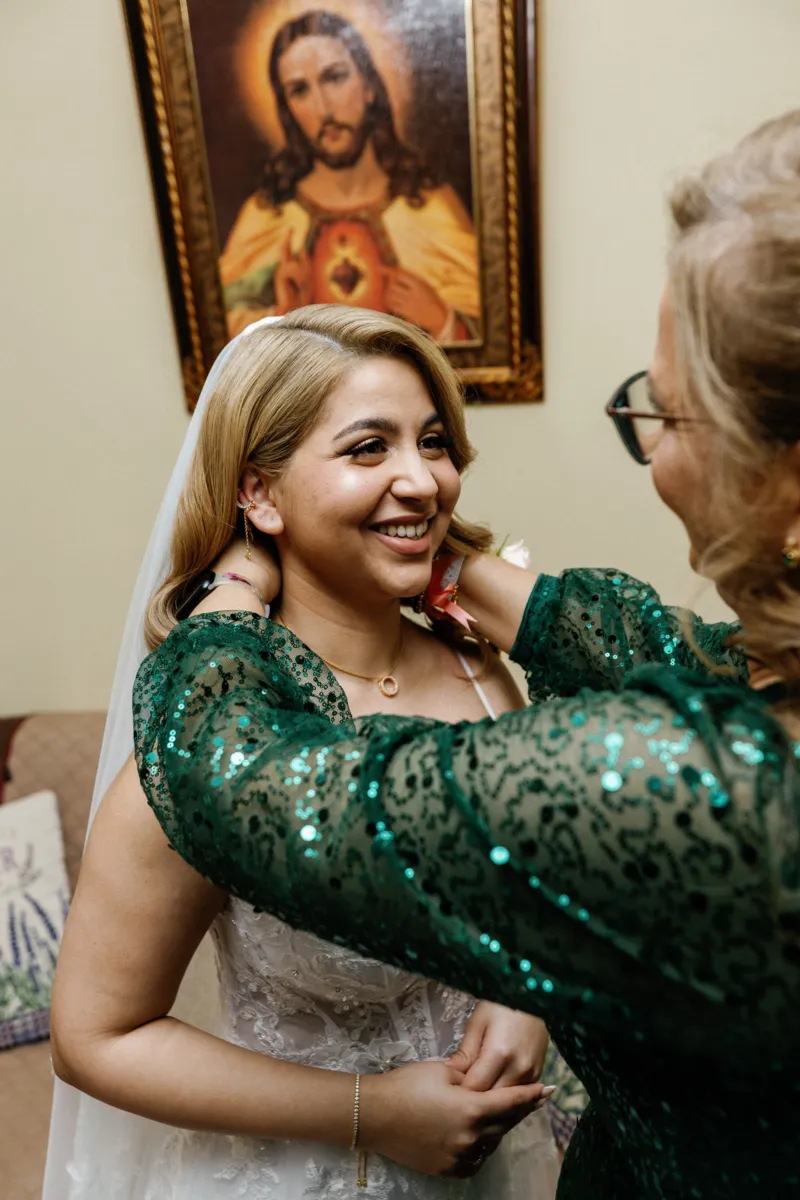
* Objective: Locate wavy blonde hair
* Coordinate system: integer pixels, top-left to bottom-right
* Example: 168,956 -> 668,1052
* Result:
668,110 -> 800,689
145,305 -> 491,650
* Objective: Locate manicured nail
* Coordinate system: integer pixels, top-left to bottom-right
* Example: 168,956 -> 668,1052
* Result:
542,1085 -> 558,1096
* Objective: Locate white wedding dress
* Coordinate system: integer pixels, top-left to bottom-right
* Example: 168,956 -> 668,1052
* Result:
63,665 -> 559,1199
140,904 -> 560,1199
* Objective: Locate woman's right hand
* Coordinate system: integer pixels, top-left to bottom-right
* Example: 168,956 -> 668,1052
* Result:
360,1060 -> 549,1177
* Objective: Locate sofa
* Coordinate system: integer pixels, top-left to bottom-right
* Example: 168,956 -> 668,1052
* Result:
0,712 -> 105,1200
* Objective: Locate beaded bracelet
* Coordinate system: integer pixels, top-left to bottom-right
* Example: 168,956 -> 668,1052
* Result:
203,572 -> 270,617
350,1073 -> 368,1187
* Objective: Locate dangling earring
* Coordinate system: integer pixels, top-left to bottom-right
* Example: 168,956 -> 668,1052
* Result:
782,538 -> 800,570
237,501 -> 255,561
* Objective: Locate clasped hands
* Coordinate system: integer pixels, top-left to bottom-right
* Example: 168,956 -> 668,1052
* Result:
447,1001 -> 553,1166
358,1002 -> 553,1179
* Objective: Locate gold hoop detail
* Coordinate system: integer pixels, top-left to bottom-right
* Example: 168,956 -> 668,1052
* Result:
378,675 -> 399,698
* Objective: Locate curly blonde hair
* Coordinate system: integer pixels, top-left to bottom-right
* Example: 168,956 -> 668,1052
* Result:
145,305 -> 491,650
668,110 -> 800,688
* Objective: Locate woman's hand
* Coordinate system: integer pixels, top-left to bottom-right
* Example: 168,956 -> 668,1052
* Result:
274,230 -> 312,314
448,1001 -> 549,1090
360,1060 -> 547,1177
212,538 -> 282,606
383,267 -> 448,336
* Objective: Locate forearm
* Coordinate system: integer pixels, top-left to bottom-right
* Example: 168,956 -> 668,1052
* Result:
54,1016 -> 357,1145
457,554 -> 536,652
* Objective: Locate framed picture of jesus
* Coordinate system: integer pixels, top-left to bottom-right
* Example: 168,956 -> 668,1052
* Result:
124,0 -> 541,407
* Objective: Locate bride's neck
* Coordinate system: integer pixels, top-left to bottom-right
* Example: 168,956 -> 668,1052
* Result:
278,574 -> 403,676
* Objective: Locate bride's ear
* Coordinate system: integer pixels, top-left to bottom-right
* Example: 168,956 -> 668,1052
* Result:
238,467 -> 285,537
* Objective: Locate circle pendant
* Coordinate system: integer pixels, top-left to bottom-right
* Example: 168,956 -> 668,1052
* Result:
378,674 -> 399,698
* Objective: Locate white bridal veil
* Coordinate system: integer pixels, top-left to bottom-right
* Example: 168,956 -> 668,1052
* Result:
43,317 -> 281,1199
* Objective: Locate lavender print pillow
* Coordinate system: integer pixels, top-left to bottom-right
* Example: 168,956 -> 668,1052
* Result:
0,790 -> 69,1049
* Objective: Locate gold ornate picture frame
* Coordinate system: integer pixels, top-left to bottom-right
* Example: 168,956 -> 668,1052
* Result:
124,0 -> 541,408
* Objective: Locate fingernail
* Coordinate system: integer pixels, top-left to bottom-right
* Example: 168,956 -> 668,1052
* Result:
542,1085 -> 558,1096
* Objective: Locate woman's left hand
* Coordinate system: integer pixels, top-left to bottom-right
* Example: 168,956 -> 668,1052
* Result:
213,538 -> 282,606
448,1002 -> 549,1091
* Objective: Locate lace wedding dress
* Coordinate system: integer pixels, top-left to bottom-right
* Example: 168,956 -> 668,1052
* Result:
65,655 -> 559,1200
139,904 -> 560,1198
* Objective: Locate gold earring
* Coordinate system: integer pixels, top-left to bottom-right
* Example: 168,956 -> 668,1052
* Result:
782,538 -> 800,570
237,501 -> 255,561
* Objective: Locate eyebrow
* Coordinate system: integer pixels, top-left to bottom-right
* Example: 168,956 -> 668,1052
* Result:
332,413 -> 442,442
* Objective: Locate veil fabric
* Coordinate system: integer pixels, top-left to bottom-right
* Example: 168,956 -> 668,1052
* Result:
43,317 -> 282,1199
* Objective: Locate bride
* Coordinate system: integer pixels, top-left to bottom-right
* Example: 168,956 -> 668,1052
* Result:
46,306 -> 561,1197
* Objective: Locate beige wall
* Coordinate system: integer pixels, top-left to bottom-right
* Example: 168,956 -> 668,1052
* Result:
1,0 -> 799,714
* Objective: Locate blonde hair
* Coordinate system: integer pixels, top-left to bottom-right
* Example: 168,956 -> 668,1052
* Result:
145,305 -> 491,650
668,110 -> 800,690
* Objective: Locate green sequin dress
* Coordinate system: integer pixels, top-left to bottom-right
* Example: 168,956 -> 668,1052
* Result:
134,568 -> 800,1199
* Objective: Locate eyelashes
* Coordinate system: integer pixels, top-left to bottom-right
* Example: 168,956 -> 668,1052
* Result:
347,438 -> 385,458
345,433 -> 454,459
422,433 -> 455,452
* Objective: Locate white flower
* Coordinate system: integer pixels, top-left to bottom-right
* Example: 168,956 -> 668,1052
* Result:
499,538 -> 531,569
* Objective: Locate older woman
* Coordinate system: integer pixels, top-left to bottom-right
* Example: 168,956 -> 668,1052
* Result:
123,111 -> 800,1198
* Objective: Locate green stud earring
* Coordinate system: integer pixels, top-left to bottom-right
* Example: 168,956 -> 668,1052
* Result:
782,539 -> 800,569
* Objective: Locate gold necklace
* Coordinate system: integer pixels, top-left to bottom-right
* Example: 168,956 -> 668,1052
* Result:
277,616 -> 403,698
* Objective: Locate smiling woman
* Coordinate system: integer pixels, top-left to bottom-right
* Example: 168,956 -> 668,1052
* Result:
45,304 -> 570,1198
251,353 -> 463,701
248,358 -> 460,605
144,305 -> 489,652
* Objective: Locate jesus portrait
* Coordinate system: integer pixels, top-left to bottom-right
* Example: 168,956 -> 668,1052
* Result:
218,6 -> 481,344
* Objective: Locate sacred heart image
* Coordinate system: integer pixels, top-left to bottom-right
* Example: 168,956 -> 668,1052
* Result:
188,0 -> 483,346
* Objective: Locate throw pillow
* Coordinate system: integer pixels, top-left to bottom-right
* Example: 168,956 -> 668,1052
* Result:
0,790 -> 69,1049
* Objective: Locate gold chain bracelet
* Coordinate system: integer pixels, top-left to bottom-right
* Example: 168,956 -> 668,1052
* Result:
350,1073 -> 368,1187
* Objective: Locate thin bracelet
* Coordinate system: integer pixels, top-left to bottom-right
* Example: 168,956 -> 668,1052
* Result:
350,1073 -> 368,1187
204,572 -> 270,617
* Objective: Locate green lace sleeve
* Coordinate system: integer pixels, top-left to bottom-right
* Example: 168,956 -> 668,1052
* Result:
510,567 -> 746,703
134,612 -> 794,1056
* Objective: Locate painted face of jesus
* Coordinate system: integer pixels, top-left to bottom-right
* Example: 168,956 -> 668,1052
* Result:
277,35 -> 376,170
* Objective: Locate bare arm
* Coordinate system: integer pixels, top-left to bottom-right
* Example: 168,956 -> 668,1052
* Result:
50,757 -> 361,1143
51,754 -> 545,1173
457,554 -> 536,654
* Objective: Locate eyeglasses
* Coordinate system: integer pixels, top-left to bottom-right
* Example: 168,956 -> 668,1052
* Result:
605,370 -> 702,465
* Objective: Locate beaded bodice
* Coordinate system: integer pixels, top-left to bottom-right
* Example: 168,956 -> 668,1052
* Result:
211,900 -> 474,1072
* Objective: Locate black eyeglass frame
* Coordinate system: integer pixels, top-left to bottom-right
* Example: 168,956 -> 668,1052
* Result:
605,369 -> 703,466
